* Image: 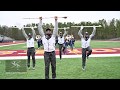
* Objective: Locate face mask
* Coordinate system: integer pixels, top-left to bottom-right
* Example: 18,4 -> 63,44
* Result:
85,37 -> 88,41
85,35 -> 89,41
47,33 -> 52,36
85,36 -> 89,38
46,34 -> 51,40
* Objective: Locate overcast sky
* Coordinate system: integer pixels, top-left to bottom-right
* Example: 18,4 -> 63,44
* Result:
0,11 -> 120,27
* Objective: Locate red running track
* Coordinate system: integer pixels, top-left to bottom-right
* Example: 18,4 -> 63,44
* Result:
0,41 -> 120,57
0,48 -> 120,57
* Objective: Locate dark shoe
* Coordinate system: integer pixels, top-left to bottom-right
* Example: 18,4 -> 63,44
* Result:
52,77 -> 56,79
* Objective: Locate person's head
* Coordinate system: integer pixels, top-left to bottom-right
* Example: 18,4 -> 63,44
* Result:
28,33 -> 32,39
45,28 -> 52,36
59,32 -> 63,37
84,32 -> 89,38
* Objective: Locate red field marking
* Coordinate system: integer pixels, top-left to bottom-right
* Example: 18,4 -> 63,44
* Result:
0,41 -> 25,46
0,48 -> 120,57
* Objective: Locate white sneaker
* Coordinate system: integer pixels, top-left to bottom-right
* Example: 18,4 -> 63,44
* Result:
32,67 -> 35,70
82,66 -> 86,70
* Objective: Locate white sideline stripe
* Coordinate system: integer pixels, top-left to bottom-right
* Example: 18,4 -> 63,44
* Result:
0,54 -> 120,60
0,43 -> 24,47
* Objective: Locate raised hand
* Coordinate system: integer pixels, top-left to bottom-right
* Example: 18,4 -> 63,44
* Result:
80,26 -> 84,30
39,17 -> 42,20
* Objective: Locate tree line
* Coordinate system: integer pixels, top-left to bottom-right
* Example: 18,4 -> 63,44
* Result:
0,18 -> 120,40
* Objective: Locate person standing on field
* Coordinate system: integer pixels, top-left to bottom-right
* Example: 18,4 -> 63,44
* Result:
78,26 -> 96,70
21,27 -> 36,70
38,16 -> 58,79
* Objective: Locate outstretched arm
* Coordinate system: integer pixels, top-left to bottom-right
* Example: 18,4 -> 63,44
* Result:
21,27 -> 28,39
90,26 -> 96,38
31,27 -> 36,39
38,17 -> 44,37
78,26 -> 83,38
52,16 -> 58,37
63,27 -> 67,37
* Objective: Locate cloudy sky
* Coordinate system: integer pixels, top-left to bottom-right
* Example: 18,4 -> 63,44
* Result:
0,11 -> 120,27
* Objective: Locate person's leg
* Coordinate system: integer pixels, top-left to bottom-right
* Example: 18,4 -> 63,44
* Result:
44,52 -> 50,79
32,48 -> 35,69
82,48 -> 87,70
70,43 -> 73,51
55,40 -> 58,46
59,44 -> 62,60
50,51 -> 56,79
62,44 -> 66,54
66,42 -> 68,48
86,46 -> 92,59
64,42 -> 68,54
38,43 -> 40,49
27,49 -> 31,68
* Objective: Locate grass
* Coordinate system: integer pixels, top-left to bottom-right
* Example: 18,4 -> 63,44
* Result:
0,57 -> 120,79
74,40 -> 120,48
0,40 -> 120,50
0,40 -> 120,79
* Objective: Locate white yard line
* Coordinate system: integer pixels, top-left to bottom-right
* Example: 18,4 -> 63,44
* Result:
0,54 -> 120,60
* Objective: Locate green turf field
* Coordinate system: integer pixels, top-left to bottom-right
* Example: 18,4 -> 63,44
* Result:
0,40 -> 120,79
0,57 -> 120,79
0,40 -> 120,50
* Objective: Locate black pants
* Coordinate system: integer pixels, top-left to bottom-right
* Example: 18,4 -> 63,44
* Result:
38,43 -> 40,48
59,44 -> 66,59
82,46 -> 92,67
27,47 -> 35,68
44,51 -> 56,79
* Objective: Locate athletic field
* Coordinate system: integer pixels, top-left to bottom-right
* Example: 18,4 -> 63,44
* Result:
0,40 -> 120,79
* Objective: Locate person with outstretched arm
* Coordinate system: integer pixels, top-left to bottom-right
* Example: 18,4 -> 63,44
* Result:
38,16 -> 58,79
21,27 -> 36,70
78,26 -> 96,70
58,28 -> 67,60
